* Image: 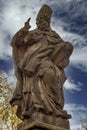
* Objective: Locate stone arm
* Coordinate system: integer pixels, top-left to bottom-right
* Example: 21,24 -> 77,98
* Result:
50,32 -> 73,68
11,18 -> 32,47
51,41 -> 73,68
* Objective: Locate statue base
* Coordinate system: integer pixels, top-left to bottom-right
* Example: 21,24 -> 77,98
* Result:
18,121 -> 70,130
17,112 -> 70,130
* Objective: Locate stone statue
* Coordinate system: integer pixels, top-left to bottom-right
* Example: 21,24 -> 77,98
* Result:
10,4 -> 73,130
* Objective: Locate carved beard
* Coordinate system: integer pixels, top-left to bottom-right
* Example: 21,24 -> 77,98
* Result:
36,20 -> 50,31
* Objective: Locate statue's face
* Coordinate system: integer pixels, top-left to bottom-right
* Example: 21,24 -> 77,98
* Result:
36,18 -> 49,30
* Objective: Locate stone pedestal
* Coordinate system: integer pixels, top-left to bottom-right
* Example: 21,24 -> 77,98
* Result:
17,112 -> 70,130
19,121 -> 69,130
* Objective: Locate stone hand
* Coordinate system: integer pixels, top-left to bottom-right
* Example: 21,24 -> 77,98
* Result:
24,17 -> 31,30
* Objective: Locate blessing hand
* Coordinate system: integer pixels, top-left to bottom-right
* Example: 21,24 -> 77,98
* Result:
24,17 -> 31,30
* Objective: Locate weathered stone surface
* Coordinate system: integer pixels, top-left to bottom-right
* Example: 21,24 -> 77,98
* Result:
18,121 -> 69,130
10,4 -> 73,130
17,112 -> 70,130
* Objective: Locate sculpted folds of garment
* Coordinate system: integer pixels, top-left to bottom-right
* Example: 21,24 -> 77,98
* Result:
10,5 -> 73,121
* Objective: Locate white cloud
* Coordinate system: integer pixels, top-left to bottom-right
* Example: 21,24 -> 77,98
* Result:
64,104 -> 87,130
70,45 -> 87,72
52,19 -> 87,72
0,0 -> 46,60
0,0 -> 47,33
0,0 -> 86,92
64,78 -> 82,92
0,0 -> 86,93
0,0 -> 87,72
0,31 -> 12,60
0,1 -> 87,130
65,104 -> 87,112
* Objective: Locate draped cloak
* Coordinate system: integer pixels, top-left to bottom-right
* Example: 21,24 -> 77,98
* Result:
10,28 -> 73,119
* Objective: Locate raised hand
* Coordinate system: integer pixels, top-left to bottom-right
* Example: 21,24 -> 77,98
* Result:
24,17 -> 31,30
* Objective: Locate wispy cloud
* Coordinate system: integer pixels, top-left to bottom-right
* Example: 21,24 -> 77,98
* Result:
65,104 -> 87,130
0,0 -> 44,60
49,0 -> 87,73
53,22 -> 87,73
0,1 -> 87,130
0,0 -> 87,71
0,0 -> 86,93
50,0 -> 87,38
64,78 -> 82,92
70,43 -> 87,71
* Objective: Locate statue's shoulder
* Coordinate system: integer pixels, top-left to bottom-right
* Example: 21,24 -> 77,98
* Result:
31,28 -> 42,35
50,29 -> 61,38
47,29 -> 63,44
30,28 -> 43,40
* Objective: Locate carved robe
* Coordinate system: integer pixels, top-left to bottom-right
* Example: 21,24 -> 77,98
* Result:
10,27 -> 73,119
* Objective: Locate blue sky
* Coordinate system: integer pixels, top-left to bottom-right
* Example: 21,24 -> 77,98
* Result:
0,0 -> 87,129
